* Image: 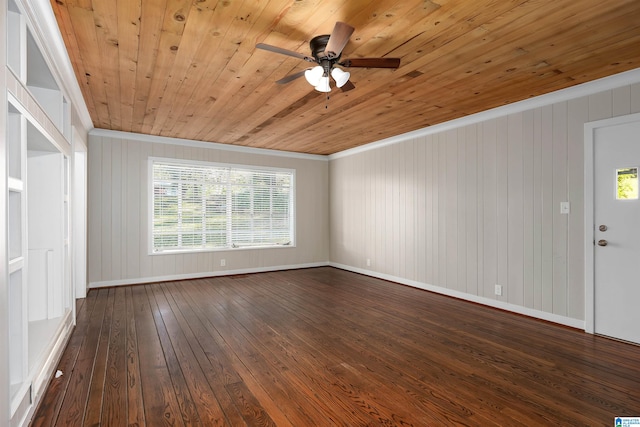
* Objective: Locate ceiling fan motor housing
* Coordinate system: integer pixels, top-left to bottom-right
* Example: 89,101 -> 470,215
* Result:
310,35 -> 340,62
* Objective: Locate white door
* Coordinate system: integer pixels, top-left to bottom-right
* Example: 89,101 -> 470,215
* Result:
594,119 -> 640,345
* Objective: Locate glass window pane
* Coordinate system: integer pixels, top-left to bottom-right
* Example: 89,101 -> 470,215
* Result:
152,160 -> 294,252
617,167 -> 638,200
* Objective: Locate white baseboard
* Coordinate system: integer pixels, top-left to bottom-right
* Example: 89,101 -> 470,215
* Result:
89,261 -> 585,330
88,261 -> 330,289
329,262 -> 586,330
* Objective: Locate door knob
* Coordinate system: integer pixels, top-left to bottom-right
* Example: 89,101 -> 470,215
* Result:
597,239 -> 608,246
599,225 -> 608,232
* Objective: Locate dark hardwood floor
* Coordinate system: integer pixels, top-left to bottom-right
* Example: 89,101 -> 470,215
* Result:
31,267 -> 640,426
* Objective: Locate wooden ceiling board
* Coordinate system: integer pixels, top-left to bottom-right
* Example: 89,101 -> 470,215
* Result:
51,0 -> 640,155
115,0 -> 141,132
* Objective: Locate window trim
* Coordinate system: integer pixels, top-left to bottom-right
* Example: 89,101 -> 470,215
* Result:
148,157 -> 296,255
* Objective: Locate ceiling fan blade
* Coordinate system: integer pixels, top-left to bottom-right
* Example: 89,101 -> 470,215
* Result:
340,81 -> 356,92
256,43 -> 313,61
340,58 -> 401,69
323,22 -> 355,58
275,70 -> 307,84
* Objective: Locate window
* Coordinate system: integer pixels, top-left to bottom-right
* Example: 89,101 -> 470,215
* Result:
616,167 -> 639,200
151,158 -> 294,253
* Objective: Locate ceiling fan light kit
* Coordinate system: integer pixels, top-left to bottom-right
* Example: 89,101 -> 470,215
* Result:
256,21 -> 400,94
315,76 -> 332,93
304,66 -> 324,86
331,68 -> 351,88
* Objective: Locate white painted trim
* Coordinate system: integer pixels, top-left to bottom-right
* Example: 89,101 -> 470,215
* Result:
147,157 -> 297,255
583,112 -> 640,334
7,91 -> 71,157
330,263 -> 585,330
10,310 -> 74,427
90,129 -> 329,162
24,0 -> 93,131
330,67 -> 640,160
88,262 -> 330,288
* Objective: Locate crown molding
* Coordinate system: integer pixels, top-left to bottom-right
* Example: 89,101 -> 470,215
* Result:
90,128 -> 329,161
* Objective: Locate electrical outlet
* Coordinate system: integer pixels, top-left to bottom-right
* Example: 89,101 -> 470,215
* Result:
220,259 -> 226,267
495,284 -> 502,296
366,258 -> 371,267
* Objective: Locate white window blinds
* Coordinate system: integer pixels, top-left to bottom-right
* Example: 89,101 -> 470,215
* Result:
152,160 -> 294,252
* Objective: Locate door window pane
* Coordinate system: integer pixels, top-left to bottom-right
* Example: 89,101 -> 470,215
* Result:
617,167 -> 638,200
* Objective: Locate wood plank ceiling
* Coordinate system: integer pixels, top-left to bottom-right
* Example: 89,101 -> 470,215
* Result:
51,0 -> 640,155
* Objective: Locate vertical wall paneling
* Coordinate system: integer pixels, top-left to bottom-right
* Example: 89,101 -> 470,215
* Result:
438,134 -> 448,286
432,135 -> 441,286
125,140 -> 141,278
111,138 -> 122,280
88,135 -> 102,287
138,141 -> 152,279
415,139 -> 425,283
472,125 -> 483,297
424,136 -> 434,285
329,81 -> 640,324
384,146 -> 393,275
567,98 -> 589,320
374,148 -> 383,272
522,110 -> 535,309
446,130 -> 458,290
496,117 -> 509,300
465,125 -> 477,295
392,143 -> 401,277
481,120 -> 497,299
532,108 -> 543,310
588,91 -> 613,121
631,83 -> 640,113
552,102 -> 568,316
406,141 -> 416,281
612,86 -> 631,117
539,105 -> 554,313
456,128 -> 467,293
100,139 -> 112,281
88,133 -> 329,286
507,113 -> 524,306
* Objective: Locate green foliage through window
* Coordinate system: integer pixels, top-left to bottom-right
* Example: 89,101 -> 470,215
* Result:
617,167 -> 638,200
152,160 -> 294,252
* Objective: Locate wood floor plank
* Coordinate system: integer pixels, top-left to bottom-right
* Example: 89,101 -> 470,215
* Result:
218,275 -> 445,425
124,287 -> 145,427
30,291 -> 98,427
177,279 -> 298,426
236,273 -> 497,425
53,288 -> 110,427
150,283 -> 228,426
83,288 -> 115,426
101,287 -> 127,426
131,285 -> 185,427
158,282 -> 249,426
145,285 -> 202,426
32,267 -> 640,426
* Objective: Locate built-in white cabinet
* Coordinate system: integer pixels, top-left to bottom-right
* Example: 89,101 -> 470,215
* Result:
4,0 -> 78,425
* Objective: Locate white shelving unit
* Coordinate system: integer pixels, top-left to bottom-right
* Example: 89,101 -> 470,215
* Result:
4,0 -> 79,425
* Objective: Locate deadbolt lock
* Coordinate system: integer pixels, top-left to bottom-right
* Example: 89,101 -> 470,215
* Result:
599,225 -> 608,232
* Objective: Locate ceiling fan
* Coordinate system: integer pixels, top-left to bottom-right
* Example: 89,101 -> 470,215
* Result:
256,22 -> 401,93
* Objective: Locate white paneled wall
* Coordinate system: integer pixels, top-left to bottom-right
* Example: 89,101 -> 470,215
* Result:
88,132 -> 329,287
330,81 -> 640,323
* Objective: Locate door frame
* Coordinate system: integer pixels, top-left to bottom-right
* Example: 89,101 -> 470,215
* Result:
584,112 -> 640,334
